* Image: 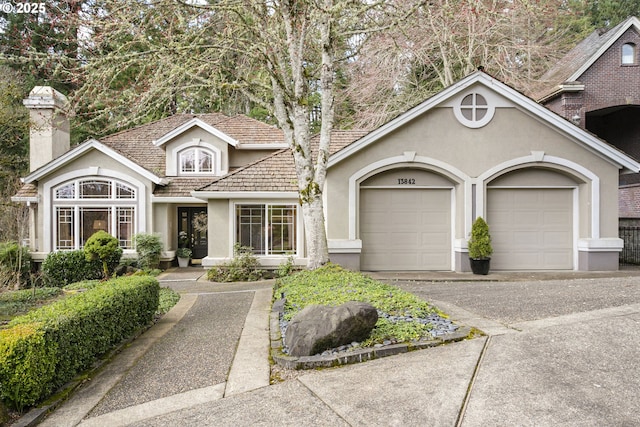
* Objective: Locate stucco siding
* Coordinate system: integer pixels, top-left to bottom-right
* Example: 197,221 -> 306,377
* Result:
328,106 -> 618,237
208,199 -> 231,258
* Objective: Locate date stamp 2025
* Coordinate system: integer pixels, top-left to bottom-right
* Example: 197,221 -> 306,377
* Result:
1,2 -> 46,14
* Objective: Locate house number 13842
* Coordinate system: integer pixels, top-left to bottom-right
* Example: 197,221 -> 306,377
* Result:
397,178 -> 416,184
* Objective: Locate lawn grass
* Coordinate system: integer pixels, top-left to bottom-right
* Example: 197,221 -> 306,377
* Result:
275,264 -> 446,346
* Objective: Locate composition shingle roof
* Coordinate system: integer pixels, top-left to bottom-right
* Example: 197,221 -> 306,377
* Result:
12,183 -> 38,200
532,18 -> 633,100
99,113 -> 285,177
197,130 -> 369,193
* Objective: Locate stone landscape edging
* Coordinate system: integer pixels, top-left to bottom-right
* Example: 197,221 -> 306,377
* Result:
270,298 -> 473,370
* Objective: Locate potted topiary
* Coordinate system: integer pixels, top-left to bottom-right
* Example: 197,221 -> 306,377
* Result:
468,216 -> 493,275
176,247 -> 192,267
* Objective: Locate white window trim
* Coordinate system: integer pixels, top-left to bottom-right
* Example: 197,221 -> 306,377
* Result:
453,92 -> 495,128
179,147 -> 216,175
52,178 -> 138,250
170,139 -> 224,176
43,168 -> 146,252
622,43 -> 636,65
230,201 -> 302,258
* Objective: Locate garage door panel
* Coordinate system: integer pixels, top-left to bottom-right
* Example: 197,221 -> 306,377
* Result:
360,188 -> 451,271
543,231 -> 572,245
513,231 -> 541,245
420,231 -> 449,245
488,188 -> 573,270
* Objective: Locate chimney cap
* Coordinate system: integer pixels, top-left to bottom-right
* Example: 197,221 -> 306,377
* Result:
23,86 -> 68,111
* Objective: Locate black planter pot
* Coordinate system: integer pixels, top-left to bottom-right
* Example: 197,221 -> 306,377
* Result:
470,258 -> 490,275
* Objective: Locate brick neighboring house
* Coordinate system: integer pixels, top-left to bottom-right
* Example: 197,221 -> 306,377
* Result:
533,16 -> 640,225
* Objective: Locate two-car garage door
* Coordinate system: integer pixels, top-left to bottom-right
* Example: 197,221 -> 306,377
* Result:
359,187 -> 574,271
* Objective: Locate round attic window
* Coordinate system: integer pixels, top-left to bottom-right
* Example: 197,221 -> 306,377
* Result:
454,93 -> 495,128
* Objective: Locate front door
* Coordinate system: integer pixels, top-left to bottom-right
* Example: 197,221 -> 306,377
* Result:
178,207 -> 208,260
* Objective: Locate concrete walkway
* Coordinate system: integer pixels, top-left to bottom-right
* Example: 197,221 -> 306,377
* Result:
31,269 -> 640,426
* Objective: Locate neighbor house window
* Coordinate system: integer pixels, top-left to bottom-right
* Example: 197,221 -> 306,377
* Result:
235,204 -> 297,255
53,178 -> 137,250
179,148 -> 214,174
622,43 -> 636,65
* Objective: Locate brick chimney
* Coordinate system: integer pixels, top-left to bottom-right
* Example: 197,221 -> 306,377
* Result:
23,86 -> 70,172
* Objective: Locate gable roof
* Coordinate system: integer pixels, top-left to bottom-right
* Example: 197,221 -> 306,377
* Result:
152,117 -> 240,147
534,16 -> 640,101
22,139 -> 168,185
193,130 -> 369,197
328,71 -> 640,173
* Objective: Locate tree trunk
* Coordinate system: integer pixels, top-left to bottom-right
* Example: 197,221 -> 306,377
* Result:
301,196 -> 329,269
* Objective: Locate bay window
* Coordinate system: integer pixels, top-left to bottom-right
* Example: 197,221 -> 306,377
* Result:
236,204 -> 297,255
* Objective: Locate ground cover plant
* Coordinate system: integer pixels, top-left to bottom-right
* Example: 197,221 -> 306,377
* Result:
0,288 -> 62,324
207,244 -> 266,282
275,264 -> 446,346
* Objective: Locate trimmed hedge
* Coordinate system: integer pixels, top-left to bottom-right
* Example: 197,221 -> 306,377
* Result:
0,324 -> 57,411
1,276 -> 159,409
42,250 -> 121,287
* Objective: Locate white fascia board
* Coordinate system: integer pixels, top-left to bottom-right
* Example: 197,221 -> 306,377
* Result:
23,139 -> 167,185
151,196 -> 207,203
328,70 -> 640,173
567,17 -> 640,82
537,83 -> 585,103
237,143 -> 289,150
191,191 -> 298,200
152,118 -> 238,147
11,196 -> 38,203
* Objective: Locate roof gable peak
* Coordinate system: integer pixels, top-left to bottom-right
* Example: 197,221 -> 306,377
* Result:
152,117 -> 239,147
567,16 -> 640,83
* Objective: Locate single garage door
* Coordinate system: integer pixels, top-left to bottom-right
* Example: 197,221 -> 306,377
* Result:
360,188 -> 451,270
487,188 -> 573,270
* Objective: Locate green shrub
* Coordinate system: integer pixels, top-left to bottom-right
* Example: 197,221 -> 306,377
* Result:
176,247 -> 192,258
468,217 -> 493,259
62,280 -> 101,291
133,233 -> 162,270
276,256 -> 299,278
207,244 -> 265,282
0,242 -> 31,290
84,231 -> 123,279
4,276 -> 159,409
0,324 -> 57,411
42,250 -> 104,286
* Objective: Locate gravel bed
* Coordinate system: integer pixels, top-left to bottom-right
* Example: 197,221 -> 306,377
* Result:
279,310 -> 458,357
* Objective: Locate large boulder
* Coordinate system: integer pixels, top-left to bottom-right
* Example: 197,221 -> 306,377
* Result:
285,301 -> 378,357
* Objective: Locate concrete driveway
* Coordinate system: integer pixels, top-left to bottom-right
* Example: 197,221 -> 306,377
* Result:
32,272 -> 640,426
393,276 -> 640,426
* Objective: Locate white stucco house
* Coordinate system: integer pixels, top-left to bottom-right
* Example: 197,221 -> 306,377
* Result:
13,71 -> 640,271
